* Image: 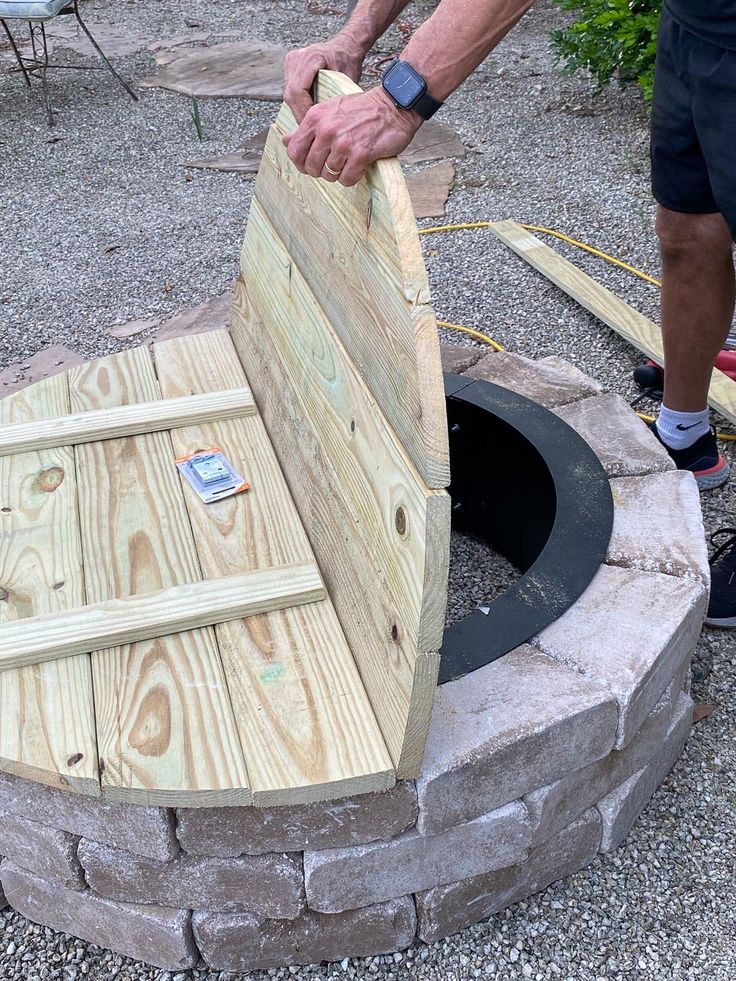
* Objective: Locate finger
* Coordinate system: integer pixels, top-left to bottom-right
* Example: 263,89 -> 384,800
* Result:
338,157 -> 368,188
321,151 -> 349,183
303,139 -> 331,179
284,52 -> 327,124
285,124 -> 318,174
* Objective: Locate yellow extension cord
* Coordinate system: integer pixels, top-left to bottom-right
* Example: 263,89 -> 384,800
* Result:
419,221 -> 736,443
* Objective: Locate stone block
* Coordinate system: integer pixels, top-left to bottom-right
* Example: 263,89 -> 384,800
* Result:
0,810 -> 84,889
607,471 -> 709,587
176,783 -> 418,857
0,770 -> 177,862
416,645 -> 618,836
78,839 -> 304,917
533,565 -> 705,748
553,394 -> 674,477
440,342 -> 483,374
415,809 -> 601,943
193,896 -> 416,971
468,351 -> 602,407
304,801 -> 530,914
525,679 -> 680,847
0,862 -> 197,971
598,692 -> 693,852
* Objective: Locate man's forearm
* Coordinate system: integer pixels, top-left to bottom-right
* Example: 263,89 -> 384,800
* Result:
400,0 -> 533,101
340,0 -> 414,56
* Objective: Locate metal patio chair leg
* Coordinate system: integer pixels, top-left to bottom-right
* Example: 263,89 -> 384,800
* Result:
29,20 -> 54,125
1,19 -> 32,87
71,0 -> 138,101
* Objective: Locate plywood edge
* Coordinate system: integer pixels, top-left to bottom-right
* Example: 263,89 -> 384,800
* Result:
101,784 -> 253,808
252,766 -> 395,809
397,650 -> 440,778
419,490 -> 452,652
0,754 -> 101,798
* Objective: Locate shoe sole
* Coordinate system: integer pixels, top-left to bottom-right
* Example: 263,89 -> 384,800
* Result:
704,615 -> 736,628
695,458 -> 731,491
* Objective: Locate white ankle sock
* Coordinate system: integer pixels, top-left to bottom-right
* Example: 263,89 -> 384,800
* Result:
655,406 -> 710,449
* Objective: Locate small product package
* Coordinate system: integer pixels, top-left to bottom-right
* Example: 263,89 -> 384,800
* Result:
176,447 -> 250,504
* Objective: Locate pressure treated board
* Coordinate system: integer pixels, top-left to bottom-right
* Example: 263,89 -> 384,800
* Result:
0,565 -> 325,672
231,71 -> 451,777
153,330 -> 394,804
0,388 -> 255,457
491,220 -> 736,428
68,348 -> 252,806
255,70 -> 449,490
0,376 -> 99,795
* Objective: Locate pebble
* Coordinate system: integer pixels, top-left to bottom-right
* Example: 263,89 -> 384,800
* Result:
1,0 -> 735,979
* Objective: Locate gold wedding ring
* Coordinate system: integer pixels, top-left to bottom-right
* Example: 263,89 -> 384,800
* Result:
324,163 -> 342,176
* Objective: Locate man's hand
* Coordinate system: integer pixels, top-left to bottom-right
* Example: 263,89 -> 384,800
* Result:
282,87 -> 421,187
283,35 -> 366,124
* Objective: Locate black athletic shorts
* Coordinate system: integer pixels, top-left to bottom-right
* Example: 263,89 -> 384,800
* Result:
651,8 -> 736,239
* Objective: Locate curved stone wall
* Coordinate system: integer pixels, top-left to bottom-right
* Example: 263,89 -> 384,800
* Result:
0,349 -> 709,972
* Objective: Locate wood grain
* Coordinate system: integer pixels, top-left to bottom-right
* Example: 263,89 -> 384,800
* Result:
254,72 -> 449,489
0,388 -> 255,456
231,277 -> 448,778
490,220 -> 736,427
0,564 -> 324,672
68,347 -> 252,807
153,330 -> 394,804
0,376 -> 99,795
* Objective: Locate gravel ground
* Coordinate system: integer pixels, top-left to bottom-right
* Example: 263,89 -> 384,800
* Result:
2,0 -> 736,978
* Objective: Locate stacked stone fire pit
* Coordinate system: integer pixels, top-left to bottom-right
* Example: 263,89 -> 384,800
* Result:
0,347 -> 707,973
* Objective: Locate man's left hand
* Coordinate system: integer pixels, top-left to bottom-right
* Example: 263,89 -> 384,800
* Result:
282,87 -> 422,187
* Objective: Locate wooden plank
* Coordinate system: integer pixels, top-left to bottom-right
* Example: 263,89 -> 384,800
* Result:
490,220 -> 736,428
0,376 -> 99,795
69,348 -> 252,807
242,201 -> 448,650
0,389 -> 255,457
232,269 -> 450,778
0,564 -> 325,672
153,330 -> 395,805
254,71 -> 449,489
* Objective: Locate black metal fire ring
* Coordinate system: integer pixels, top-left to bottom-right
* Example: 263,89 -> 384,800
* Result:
439,373 -> 614,684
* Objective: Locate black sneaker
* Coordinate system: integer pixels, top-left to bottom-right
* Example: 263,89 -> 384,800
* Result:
648,423 -> 730,491
705,528 -> 736,628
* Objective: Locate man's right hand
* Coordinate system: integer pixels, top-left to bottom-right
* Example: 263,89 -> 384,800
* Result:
283,35 -> 367,123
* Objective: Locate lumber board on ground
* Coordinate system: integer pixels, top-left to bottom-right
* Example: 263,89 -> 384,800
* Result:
0,565 -> 324,672
153,330 -> 394,804
0,388 -> 255,457
68,348 -> 252,807
255,71 -> 449,490
0,376 -> 99,795
490,220 -> 736,428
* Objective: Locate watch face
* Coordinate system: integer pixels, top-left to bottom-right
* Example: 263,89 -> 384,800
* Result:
385,61 -> 426,109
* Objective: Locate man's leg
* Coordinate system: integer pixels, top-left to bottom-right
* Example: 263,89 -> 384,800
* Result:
656,206 -> 735,412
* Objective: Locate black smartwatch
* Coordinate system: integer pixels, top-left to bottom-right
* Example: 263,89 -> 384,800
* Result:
381,59 -> 443,120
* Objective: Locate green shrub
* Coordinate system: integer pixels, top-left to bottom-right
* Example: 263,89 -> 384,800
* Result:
552,0 -> 662,102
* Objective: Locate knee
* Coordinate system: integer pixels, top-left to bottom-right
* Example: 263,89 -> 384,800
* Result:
656,208 -> 733,264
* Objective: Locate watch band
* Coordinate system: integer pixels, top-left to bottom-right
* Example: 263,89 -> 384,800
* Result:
412,90 -> 443,120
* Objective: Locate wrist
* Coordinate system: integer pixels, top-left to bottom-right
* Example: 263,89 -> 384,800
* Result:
371,84 -> 424,131
398,46 -> 454,103
336,25 -> 372,60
